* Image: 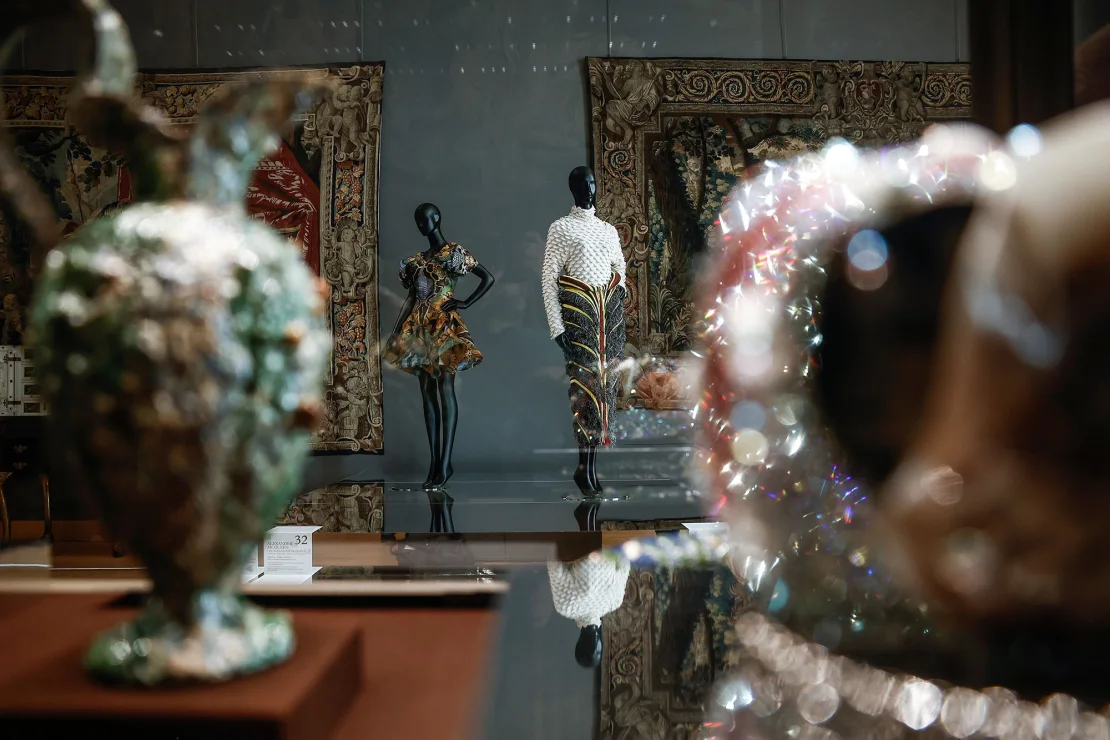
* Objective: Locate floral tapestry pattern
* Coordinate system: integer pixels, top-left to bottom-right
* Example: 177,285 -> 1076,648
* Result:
588,58 -> 971,403
0,65 -> 384,451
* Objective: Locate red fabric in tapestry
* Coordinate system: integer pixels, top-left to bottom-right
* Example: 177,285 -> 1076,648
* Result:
115,143 -> 321,275
248,141 -> 322,275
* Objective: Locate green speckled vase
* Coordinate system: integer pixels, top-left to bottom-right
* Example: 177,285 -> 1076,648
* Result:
8,1 -> 331,685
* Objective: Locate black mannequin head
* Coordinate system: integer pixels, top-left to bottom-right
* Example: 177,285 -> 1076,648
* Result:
568,166 -> 596,210
575,624 -> 603,668
414,203 -> 441,236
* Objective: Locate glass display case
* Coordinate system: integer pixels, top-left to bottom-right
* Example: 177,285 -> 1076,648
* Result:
3,0 -> 1109,738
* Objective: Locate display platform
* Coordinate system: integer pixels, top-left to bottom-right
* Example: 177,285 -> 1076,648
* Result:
0,591 -> 496,740
0,600 -> 362,740
0,474 -> 710,738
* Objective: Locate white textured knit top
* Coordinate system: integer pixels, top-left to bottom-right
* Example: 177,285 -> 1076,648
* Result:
547,556 -> 631,628
541,206 -> 626,338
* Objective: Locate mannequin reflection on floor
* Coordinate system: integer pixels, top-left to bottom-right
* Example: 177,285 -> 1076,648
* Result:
385,203 -> 495,489
548,550 -> 630,670
573,499 -> 600,532
576,624 -> 603,668
567,498 -> 606,667
428,489 -> 455,533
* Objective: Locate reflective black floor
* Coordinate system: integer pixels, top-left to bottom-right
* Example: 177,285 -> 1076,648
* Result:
383,478 -> 702,534
284,442 -> 704,535
480,533 -> 739,739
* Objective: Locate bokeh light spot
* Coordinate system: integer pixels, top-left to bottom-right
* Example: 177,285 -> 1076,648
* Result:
730,400 -> 767,431
731,428 -> 770,466
1006,123 -> 1043,158
846,230 -> 888,272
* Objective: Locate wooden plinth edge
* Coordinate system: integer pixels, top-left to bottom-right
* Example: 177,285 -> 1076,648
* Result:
0,604 -> 362,740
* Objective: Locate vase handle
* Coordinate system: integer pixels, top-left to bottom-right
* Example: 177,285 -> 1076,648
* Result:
187,75 -> 335,207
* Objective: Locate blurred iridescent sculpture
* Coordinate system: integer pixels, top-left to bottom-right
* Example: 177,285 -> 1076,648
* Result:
882,105 -> 1110,627
1,0 -> 329,684
695,106 -> 1110,737
695,126 -> 1000,652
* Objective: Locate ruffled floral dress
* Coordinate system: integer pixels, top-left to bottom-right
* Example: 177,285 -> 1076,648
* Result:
383,243 -> 484,374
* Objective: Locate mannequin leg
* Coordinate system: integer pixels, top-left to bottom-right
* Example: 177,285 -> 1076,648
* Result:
417,370 -> 442,489
588,445 -> 604,493
433,371 -> 458,486
574,446 -> 592,492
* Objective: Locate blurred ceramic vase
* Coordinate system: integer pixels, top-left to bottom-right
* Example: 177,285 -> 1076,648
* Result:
3,1 -> 330,684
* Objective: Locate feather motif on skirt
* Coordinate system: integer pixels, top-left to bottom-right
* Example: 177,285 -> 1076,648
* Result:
558,272 -> 625,446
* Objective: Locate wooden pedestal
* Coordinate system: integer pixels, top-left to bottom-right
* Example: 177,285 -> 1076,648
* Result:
0,603 -> 361,740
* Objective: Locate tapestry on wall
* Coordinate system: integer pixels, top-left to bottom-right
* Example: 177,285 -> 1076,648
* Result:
602,562 -> 749,739
587,57 -> 971,408
0,64 -> 384,451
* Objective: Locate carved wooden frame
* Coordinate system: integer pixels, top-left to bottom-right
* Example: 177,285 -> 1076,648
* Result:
587,57 -> 971,375
0,64 -> 384,451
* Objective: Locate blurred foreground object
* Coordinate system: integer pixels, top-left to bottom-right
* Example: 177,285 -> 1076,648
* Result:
1,0 -> 330,684
1076,23 -> 1110,106
695,104 -> 1110,737
696,124 -> 999,647
882,102 -> 1110,626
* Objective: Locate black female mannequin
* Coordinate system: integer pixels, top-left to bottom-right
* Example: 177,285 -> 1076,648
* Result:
389,204 -> 494,489
560,167 -> 599,492
545,166 -> 624,493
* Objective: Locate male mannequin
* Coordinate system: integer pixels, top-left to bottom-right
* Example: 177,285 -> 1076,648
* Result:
542,166 -> 627,492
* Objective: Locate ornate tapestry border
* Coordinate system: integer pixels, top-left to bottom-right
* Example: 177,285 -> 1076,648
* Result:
1,65 -> 385,452
587,57 -> 971,357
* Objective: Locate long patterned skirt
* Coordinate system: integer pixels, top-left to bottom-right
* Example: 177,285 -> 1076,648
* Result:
559,272 -> 625,446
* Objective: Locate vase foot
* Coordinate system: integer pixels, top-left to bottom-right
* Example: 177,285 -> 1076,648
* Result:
85,593 -> 295,685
